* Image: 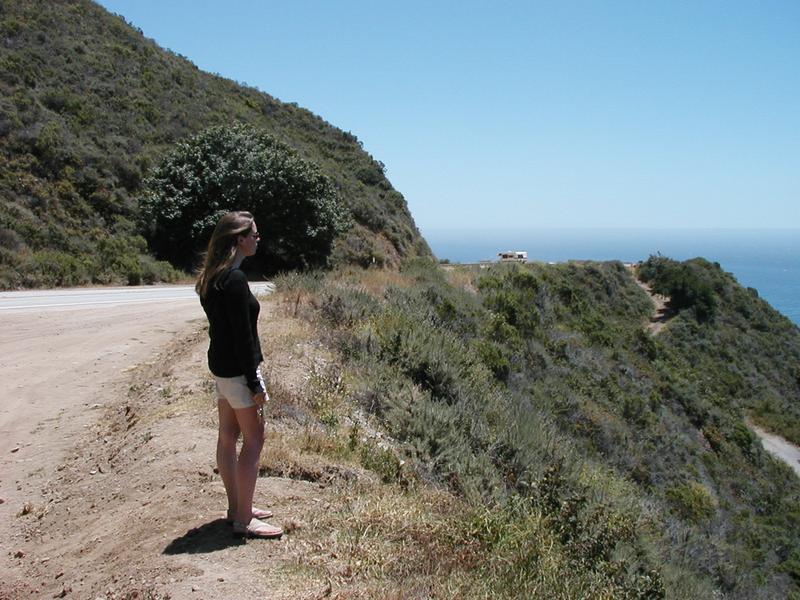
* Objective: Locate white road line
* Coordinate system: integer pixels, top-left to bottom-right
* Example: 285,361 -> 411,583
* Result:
0,296 -> 196,311
0,284 -> 273,312
0,287 -> 194,297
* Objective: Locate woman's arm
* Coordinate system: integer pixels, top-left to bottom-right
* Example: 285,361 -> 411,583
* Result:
223,270 -> 264,394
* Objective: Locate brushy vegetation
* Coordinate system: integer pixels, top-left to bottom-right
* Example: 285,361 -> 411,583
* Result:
265,258 -> 800,599
0,0 -> 430,288
638,255 -> 717,322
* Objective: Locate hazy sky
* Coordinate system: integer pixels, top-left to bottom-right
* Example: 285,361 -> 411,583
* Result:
95,1 -> 799,235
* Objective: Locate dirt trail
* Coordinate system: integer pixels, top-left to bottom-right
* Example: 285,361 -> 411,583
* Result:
622,270 -> 800,478
748,421 -> 800,478
0,297 -> 338,599
626,266 -> 673,334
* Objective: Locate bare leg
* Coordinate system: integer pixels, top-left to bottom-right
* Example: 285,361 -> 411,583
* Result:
217,398 -> 241,516
233,405 -> 264,524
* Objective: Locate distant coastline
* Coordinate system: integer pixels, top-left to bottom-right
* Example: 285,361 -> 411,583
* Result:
425,228 -> 800,326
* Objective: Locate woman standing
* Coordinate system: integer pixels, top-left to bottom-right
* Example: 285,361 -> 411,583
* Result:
196,211 -> 282,539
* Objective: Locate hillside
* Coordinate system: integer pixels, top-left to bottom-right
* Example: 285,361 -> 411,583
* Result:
265,258 -> 799,598
0,0 -> 431,288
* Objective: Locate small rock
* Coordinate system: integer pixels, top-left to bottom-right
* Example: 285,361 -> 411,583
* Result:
89,470 -> 97,475
55,571 -> 64,579
13,549 -> 25,558
11,447 -> 20,453
0,497 -> 4,504
217,577 -> 224,582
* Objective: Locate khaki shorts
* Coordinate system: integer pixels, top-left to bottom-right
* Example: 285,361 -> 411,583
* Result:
215,368 -> 265,410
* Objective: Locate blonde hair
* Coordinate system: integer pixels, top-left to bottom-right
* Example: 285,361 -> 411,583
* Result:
195,211 -> 255,298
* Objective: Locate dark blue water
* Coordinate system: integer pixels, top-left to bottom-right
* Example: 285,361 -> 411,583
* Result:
425,228 -> 800,326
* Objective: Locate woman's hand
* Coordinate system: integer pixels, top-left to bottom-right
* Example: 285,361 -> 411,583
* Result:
252,391 -> 267,406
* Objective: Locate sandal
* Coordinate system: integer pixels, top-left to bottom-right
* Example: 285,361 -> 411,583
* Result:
232,518 -> 283,539
226,507 -> 273,523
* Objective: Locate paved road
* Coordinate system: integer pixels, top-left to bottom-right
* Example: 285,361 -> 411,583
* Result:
0,282 -> 275,313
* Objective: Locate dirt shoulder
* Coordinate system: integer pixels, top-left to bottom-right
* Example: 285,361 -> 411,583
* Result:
1,292 -> 442,600
0,300 -> 200,597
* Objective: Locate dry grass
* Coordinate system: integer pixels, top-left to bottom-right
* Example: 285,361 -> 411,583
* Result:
275,477 -> 638,599
258,300 -> 338,422
443,264 -> 481,294
259,427 -> 362,484
335,266 -> 412,298
277,480 -> 486,599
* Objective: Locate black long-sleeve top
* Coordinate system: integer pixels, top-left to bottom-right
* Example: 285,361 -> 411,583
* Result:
200,267 -> 264,393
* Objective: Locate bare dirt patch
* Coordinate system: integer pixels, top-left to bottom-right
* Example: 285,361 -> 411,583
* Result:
0,300 -> 200,598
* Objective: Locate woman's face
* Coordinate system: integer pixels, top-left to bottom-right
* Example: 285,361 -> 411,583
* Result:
237,222 -> 260,257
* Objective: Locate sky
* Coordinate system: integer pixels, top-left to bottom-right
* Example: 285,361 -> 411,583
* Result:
95,1 -> 800,236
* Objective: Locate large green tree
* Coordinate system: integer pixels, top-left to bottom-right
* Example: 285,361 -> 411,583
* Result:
139,124 -> 350,274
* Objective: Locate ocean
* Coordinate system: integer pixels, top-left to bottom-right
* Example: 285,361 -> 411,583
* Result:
425,228 -> 800,326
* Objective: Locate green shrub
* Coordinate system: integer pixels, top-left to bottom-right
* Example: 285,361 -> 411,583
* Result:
330,224 -> 388,268
138,255 -> 181,284
33,121 -> 68,171
783,548 -> 800,584
478,266 -> 543,338
729,421 -> 756,456
139,123 -> 351,273
355,162 -> 384,186
665,482 -> 716,523
473,339 -> 511,382
96,235 -> 146,285
29,249 -> 94,287
638,256 -> 717,321
359,440 -> 402,484
319,286 -> 380,328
